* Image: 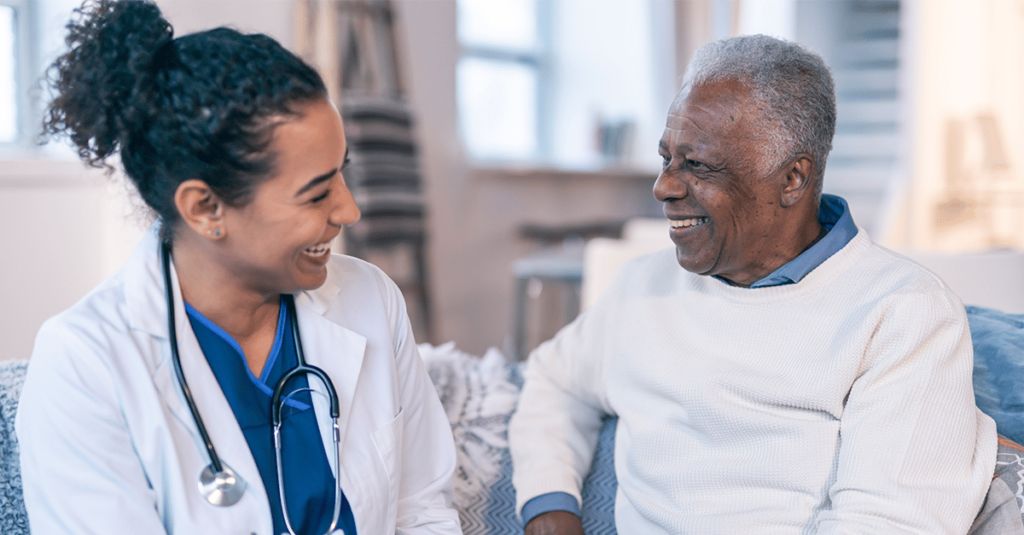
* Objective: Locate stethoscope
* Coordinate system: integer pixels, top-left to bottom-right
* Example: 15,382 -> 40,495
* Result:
160,241 -> 345,535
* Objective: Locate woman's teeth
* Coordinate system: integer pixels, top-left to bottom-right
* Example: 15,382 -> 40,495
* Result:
670,217 -> 708,229
304,242 -> 331,256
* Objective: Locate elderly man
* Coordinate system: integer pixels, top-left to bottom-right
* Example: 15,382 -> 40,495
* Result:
509,35 -> 996,534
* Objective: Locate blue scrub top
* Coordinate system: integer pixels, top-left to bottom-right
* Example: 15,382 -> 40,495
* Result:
186,297 -> 358,535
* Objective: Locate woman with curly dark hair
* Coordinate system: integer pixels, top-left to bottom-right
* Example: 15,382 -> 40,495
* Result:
14,1 -> 462,534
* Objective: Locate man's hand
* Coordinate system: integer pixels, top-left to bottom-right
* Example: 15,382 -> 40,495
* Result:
524,511 -> 585,535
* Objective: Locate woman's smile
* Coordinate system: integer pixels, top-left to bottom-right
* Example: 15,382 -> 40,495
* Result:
303,240 -> 333,257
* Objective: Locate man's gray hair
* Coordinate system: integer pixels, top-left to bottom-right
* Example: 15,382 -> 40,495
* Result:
682,34 -> 836,189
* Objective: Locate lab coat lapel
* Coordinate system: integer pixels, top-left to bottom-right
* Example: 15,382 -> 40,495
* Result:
293,290 -> 367,474
122,225 -> 206,443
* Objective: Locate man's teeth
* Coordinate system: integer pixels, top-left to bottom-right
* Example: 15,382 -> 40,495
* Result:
304,242 -> 331,256
670,217 -> 708,229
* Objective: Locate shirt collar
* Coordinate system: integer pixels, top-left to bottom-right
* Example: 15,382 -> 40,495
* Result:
715,194 -> 858,288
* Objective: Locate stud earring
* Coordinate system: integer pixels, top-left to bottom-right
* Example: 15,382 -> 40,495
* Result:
207,228 -> 222,237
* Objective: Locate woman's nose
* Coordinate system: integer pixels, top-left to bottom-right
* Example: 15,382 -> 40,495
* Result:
329,180 -> 361,227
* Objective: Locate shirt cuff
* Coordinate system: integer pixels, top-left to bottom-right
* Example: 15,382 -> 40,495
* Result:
521,491 -> 581,527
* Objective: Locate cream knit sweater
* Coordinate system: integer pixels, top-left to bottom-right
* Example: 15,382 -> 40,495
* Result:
510,230 -> 997,534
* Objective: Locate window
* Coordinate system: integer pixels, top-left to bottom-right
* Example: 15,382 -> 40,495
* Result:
0,0 -> 85,152
456,0 -> 547,162
0,0 -> 28,145
456,0 -> 673,171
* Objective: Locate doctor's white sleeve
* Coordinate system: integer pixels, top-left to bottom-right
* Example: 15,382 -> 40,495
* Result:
15,319 -> 168,534
376,273 -> 464,535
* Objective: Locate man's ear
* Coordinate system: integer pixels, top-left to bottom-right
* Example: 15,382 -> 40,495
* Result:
174,179 -> 226,239
780,154 -> 816,208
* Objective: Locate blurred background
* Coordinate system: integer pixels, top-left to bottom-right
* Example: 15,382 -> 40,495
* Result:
1,0 -> 1023,362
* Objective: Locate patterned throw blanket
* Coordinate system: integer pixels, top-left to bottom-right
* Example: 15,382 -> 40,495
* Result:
418,343 -> 618,535
419,343 -> 522,522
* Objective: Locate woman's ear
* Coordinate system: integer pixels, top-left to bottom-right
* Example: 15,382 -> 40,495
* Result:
174,179 -> 226,239
780,154 -> 817,208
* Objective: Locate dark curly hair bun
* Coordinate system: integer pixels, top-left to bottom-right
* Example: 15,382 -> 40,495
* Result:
44,0 -> 172,165
43,0 -> 328,239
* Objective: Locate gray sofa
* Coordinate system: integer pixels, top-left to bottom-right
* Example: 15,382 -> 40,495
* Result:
3,305 -> 1024,534
0,359 -> 27,534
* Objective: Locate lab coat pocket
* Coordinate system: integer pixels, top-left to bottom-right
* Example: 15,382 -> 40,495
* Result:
371,406 -> 404,495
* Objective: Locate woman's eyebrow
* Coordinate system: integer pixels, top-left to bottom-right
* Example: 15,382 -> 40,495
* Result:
295,169 -> 338,197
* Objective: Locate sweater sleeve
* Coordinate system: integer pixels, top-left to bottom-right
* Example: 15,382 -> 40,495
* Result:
508,292 -> 615,518
816,286 -> 997,534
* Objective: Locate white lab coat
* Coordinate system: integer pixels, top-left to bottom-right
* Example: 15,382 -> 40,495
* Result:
16,225 -> 463,535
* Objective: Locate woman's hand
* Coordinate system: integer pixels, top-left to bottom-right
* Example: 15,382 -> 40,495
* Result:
524,511 -> 585,535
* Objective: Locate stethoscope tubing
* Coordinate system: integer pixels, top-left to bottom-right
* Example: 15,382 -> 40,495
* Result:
271,300 -> 341,423
161,240 -> 345,534
161,240 -> 226,475
274,293 -> 344,535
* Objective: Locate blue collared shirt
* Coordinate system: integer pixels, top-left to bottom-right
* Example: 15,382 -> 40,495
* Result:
519,194 -> 858,527
186,297 -> 358,535
745,194 -> 857,288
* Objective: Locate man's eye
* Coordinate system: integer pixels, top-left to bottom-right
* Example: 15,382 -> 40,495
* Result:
686,159 -> 705,169
661,155 -> 671,167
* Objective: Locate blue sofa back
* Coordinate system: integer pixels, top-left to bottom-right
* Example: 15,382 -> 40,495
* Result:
967,305 -> 1024,445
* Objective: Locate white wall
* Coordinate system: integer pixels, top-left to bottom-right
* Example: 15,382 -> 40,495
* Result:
0,161 -> 146,361
157,0 -> 292,40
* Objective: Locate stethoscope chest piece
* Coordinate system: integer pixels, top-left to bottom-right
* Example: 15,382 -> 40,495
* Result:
198,464 -> 245,506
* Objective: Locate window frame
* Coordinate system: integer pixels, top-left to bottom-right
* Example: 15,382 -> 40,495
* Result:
456,0 -> 553,163
0,0 -> 36,150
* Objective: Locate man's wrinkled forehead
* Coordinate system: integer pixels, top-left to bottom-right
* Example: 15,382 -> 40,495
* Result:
664,82 -> 746,130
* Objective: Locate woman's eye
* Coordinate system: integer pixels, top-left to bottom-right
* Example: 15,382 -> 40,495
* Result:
311,190 -> 331,203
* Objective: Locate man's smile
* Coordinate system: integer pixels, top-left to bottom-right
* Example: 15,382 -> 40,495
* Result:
669,217 -> 709,229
